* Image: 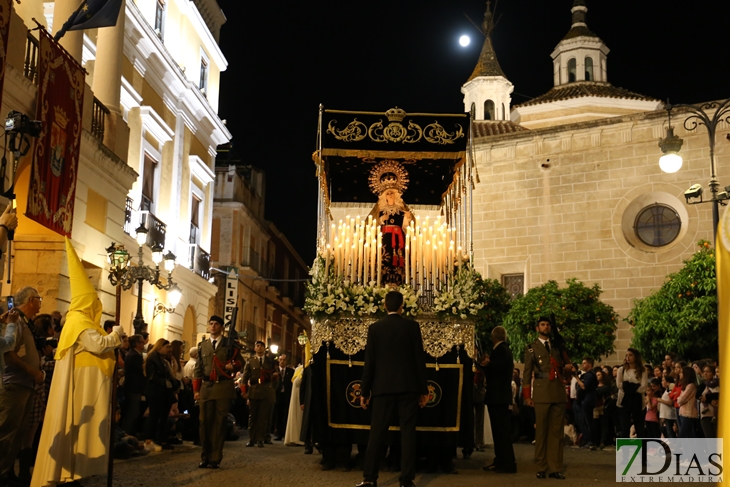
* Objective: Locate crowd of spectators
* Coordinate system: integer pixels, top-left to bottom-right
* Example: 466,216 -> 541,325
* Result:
469,349 -> 719,457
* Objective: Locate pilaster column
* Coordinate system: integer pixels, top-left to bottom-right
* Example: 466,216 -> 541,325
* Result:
91,4 -> 125,114
53,0 -> 83,63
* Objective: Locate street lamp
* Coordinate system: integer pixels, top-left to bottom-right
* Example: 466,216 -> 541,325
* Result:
153,283 -> 183,319
106,231 -> 180,334
659,98 -> 730,242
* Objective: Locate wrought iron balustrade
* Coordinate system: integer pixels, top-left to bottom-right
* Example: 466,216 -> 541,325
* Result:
24,32 -> 38,84
189,243 -> 210,280
91,98 -> 109,143
123,197 -> 134,234
139,211 -> 166,249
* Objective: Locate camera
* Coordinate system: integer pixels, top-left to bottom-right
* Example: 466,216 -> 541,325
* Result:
684,183 -> 703,200
5,111 -> 42,137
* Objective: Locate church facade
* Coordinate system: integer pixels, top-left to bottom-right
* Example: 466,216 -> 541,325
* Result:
466,0 -> 728,359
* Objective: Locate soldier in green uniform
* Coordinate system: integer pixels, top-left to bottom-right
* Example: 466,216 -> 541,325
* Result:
522,316 -> 571,480
242,340 -> 279,447
193,316 -> 243,469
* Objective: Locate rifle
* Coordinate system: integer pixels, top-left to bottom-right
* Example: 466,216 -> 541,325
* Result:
225,306 -> 239,361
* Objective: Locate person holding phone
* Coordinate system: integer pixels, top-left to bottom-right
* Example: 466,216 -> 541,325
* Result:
0,287 -> 43,486
0,307 -> 20,389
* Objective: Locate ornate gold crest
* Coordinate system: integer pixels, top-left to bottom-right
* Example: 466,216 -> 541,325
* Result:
426,380 -> 442,407
368,160 -> 409,195
54,106 -> 69,129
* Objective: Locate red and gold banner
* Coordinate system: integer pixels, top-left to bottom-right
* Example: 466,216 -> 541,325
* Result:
0,0 -> 12,125
26,28 -> 85,237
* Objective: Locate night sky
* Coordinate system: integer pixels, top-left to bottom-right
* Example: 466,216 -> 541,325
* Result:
217,0 -> 730,264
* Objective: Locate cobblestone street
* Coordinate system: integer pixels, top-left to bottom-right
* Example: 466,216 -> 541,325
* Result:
76,430 -> 716,487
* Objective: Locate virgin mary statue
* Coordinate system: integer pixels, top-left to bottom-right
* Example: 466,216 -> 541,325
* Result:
367,160 -> 414,286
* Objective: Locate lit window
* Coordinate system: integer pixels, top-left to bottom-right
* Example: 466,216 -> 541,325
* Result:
634,204 -> 681,247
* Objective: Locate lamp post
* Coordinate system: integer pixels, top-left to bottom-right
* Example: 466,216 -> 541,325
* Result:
658,98 -> 730,242
106,225 -> 179,334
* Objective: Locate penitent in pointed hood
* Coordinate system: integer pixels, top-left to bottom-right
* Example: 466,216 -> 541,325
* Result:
56,238 -> 107,368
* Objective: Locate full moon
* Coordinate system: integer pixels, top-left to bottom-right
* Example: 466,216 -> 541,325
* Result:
459,35 -> 470,47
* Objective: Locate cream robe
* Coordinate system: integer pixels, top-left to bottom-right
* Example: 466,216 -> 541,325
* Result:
31,328 -> 121,487
284,365 -> 305,446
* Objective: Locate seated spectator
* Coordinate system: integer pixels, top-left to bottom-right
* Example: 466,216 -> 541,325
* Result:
113,409 -> 150,459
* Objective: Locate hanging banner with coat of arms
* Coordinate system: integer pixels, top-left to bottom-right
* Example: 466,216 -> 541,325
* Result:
0,0 -> 12,130
26,28 -> 85,237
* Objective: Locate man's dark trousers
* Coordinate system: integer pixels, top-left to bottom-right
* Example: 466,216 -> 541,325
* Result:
488,403 -> 516,468
363,393 -> 419,484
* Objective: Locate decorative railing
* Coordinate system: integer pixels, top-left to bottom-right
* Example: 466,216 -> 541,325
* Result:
189,243 -> 210,280
24,32 -> 38,84
123,197 -> 134,234
139,210 -> 166,249
91,97 -> 109,143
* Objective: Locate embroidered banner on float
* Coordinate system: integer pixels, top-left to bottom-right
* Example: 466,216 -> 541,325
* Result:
0,0 -> 12,127
27,28 -> 85,237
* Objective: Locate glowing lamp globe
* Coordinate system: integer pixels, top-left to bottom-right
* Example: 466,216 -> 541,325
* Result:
659,153 -> 683,174
459,35 -> 470,47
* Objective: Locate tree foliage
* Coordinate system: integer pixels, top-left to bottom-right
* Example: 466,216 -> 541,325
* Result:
503,279 -> 619,363
627,241 -> 717,365
472,276 -> 512,353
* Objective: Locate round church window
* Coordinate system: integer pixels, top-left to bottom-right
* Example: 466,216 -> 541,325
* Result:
633,204 -> 681,247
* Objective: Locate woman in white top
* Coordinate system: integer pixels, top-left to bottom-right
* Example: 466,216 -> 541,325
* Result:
616,348 -> 648,438
657,375 -> 677,438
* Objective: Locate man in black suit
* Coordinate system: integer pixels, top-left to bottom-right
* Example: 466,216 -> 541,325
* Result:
274,354 -> 295,440
481,326 -> 517,474
356,291 -> 428,487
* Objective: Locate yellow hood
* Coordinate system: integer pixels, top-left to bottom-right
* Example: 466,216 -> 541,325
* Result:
56,239 -> 112,376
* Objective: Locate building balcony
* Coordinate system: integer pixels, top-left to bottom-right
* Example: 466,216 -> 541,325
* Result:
189,243 -> 211,280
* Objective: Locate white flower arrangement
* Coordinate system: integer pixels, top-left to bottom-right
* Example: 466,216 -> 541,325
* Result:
305,255 -> 420,318
432,264 -> 485,320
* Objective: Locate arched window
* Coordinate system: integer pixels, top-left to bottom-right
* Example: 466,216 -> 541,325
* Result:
502,103 -> 506,120
470,102 -> 476,119
567,58 -> 576,82
484,100 -> 495,120
585,57 -> 594,81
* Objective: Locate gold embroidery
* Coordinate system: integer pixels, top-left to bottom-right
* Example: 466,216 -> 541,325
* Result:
326,119 -> 367,142
423,121 -> 465,145
326,359 -> 463,431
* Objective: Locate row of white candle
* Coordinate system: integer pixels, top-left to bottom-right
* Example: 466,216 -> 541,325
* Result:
325,216 -> 383,285
322,215 -> 467,289
404,218 -> 467,289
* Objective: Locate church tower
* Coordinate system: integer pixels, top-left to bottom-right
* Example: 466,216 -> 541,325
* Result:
551,0 -> 608,85
461,1 -> 513,121
511,0 -> 660,129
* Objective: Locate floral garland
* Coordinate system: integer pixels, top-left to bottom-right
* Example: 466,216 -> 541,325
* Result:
305,255 -> 484,320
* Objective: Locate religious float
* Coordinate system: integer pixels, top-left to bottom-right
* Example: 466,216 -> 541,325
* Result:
304,106 -> 483,454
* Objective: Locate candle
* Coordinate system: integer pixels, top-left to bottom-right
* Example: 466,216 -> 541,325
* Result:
325,244 -> 331,277
377,241 -> 382,287
363,243 -> 369,284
